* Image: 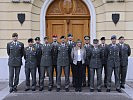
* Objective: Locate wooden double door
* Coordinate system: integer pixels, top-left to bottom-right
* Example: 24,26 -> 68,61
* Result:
46,0 -> 90,76
46,19 -> 90,76
46,19 -> 90,43
46,0 -> 90,43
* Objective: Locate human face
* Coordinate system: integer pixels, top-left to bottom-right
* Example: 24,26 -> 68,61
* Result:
101,40 -> 105,44
35,40 -> 40,44
111,39 -> 116,44
77,42 -> 82,47
119,38 -> 125,44
93,43 -> 99,48
68,36 -> 73,41
12,36 -> 18,42
53,37 -> 57,42
44,39 -> 48,44
85,39 -> 90,44
28,42 -> 33,47
61,38 -> 66,43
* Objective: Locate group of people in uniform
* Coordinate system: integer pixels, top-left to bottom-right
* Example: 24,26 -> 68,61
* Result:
7,32 -> 131,93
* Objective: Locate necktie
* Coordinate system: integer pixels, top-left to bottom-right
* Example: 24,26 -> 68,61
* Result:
31,47 -> 32,51
122,44 -> 124,48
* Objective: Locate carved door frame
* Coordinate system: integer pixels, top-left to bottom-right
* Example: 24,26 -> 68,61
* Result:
40,0 -> 96,43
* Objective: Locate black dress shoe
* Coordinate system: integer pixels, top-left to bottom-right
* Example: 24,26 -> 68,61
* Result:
39,87 -> 43,91
56,88 -> 60,92
106,89 -> 110,92
116,89 -> 122,93
13,87 -> 17,92
25,88 -> 30,91
48,87 -> 52,91
65,88 -> 69,92
32,88 -> 36,91
90,89 -> 94,92
9,88 -> 14,93
78,88 -> 82,92
121,85 -> 125,89
97,89 -> 101,92
75,88 -> 78,92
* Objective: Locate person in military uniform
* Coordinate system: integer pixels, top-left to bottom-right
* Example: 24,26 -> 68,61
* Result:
24,38 -> 37,91
34,37 -> 42,86
118,36 -> 131,89
39,37 -> 53,91
51,35 -> 59,86
106,35 -> 121,93
56,36 -> 70,92
99,37 -> 108,88
83,36 -> 93,87
67,33 -> 76,87
7,33 -> 24,93
89,39 -> 102,92
71,39 -> 86,92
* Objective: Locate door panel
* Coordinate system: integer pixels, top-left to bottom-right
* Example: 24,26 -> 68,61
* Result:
47,20 -> 67,43
47,19 -> 90,77
47,19 -> 90,43
69,20 -> 89,44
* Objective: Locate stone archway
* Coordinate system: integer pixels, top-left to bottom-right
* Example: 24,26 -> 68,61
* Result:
40,0 -> 96,43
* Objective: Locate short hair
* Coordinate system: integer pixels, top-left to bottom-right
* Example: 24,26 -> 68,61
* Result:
12,33 -> 18,37
100,37 -> 105,40
119,36 -> 124,40
60,36 -> 66,39
44,36 -> 48,40
28,38 -> 33,43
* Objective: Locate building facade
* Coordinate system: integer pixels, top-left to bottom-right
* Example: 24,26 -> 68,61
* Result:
0,0 -> 133,80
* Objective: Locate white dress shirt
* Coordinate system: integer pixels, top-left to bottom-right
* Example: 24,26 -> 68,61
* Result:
77,49 -> 82,61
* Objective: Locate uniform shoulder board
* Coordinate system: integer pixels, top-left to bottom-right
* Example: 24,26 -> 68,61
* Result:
8,42 -> 12,46
116,44 -> 119,47
18,41 -> 22,45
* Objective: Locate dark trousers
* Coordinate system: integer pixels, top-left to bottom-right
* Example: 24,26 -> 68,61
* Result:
40,66 -> 53,88
107,67 -> 120,89
120,66 -> 127,86
52,65 -> 57,85
82,65 -> 90,86
102,64 -> 107,86
25,67 -> 36,89
57,66 -> 70,89
90,68 -> 102,89
9,66 -> 21,88
36,65 -> 41,85
74,61 -> 83,89
70,63 -> 75,86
